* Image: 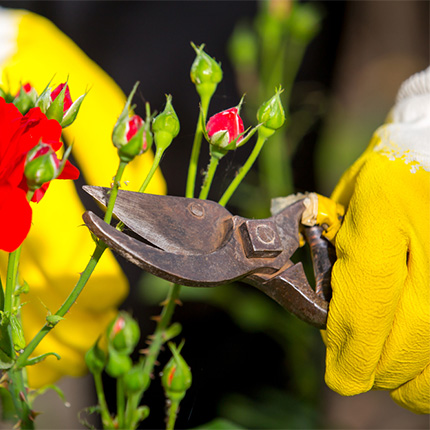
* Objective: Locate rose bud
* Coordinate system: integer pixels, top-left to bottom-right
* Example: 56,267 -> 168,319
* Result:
152,94 -> 180,151
117,114 -> 152,163
161,342 -> 192,402
106,312 -> 140,355
13,83 -> 38,114
257,87 -> 286,138
24,141 -> 76,192
85,337 -> 106,374
190,42 -> 223,100
46,82 -> 86,128
105,350 -> 132,378
123,364 -> 150,394
206,106 -> 245,151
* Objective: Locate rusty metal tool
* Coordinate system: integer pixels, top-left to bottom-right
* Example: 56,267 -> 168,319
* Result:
82,186 -> 335,329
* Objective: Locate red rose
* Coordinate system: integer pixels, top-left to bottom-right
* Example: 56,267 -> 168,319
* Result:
0,97 -> 79,252
206,107 -> 244,149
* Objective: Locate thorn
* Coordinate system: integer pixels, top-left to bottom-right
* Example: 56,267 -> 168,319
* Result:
151,315 -> 161,322
139,348 -> 150,355
174,299 -> 183,306
147,334 -> 156,340
19,391 -> 26,402
159,299 -> 169,306
154,360 -> 160,366
145,340 -> 153,346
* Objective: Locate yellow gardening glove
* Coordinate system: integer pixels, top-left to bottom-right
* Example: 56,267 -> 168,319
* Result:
324,68 -> 430,414
0,8 -> 166,387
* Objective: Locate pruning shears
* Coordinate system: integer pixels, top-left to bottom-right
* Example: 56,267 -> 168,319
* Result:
82,186 -> 338,329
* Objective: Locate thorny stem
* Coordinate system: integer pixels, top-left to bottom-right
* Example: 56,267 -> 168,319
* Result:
15,242 -> 107,369
124,284 -> 181,429
199,153 -> 220,200
137,146 -> 165,194
166,398 -> 181,430
185,94 -> 210,199
8,368 -> 34,429
15,157 -> 129,369
104,160 -> 128,224
4,247 -> 21,317
219,134 -> 267,207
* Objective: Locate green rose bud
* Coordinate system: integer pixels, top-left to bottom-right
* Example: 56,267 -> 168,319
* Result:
24,144 -> 58,191
105,350 -> 132,378
152,95 -> 180,151
256,88 -> 286,139
190,42 -> 223,101
161,342 -> 192,402
123,364 -> 150,394
106,312 -> 140,355
13,83 -> 37,115
85,337 -> 106,374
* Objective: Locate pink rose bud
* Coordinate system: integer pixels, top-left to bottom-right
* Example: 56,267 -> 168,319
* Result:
126,115 -> 145,142
45,82 -> 86,128
51,83 -> 73,112
206,107 -> 244,150
21,83 -> 33,94
13,83 -> 38,114
116,114 -> 152,163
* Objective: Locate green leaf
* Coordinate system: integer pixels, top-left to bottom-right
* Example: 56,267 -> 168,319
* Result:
46,314 -> 65,326
20,351 -> 61,368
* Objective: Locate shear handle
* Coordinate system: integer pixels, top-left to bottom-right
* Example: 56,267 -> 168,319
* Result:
244,226 -> 335,329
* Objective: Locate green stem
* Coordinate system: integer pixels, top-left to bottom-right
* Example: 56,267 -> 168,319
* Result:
104,160 -> 128,224
93,372 -> 115,429
219,134 -> 267,207
15,155 -> 130,369
7,368 -> 34,429
199,154 -> 220,200
4,247 -> 22,316
15,242 -> 107,369
166,398 -> 181,430
137,146 -> 165,194
125,284 -> 181,428
185,94 -> 210,199
117,377 -> 126,429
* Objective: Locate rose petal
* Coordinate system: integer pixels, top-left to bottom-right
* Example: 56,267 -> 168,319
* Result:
0,185 -> 32,252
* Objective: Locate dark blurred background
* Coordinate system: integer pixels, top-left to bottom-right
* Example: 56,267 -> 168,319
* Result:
0,1 -> 428,429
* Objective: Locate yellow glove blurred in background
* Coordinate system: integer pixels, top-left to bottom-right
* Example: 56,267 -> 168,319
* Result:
0,8 -> 166,387
325,68 -> 430,414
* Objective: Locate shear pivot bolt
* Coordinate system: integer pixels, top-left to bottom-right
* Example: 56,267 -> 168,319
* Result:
240,220 -> 282,258
188,202 -> 204,218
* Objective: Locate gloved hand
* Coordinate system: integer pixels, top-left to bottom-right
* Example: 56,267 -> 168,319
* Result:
325,68 -> 430,414
0,8 -> 166,387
